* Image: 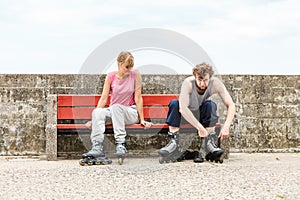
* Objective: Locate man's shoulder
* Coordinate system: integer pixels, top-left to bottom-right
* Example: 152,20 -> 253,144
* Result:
211,76 -> 221,81
210,76 -> 228,93
210,76 -> 224,86
182,76 -> 194,86
184,75 -> 194,82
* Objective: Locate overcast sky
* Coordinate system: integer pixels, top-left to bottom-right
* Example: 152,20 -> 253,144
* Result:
0,0 -> 299,75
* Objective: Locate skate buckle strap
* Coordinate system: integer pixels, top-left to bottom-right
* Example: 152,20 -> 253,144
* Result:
165,140 -> 173,148
167,132 -> 174,137
117,144 -> 127,152
167,131 -> 179,138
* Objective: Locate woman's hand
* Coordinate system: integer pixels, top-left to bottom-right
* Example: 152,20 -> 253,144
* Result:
85,121 -> 92,129
141,120 -> 152,129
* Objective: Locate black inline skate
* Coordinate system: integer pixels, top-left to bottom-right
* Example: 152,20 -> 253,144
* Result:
176,150 -> 203,163
158,132 -> 182,164
79,144 -> 112,166
204,131 -> 223,164
116,142 -> 127,165
193,151 -> 204,163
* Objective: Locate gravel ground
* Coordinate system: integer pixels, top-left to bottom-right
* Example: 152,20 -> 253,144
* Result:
0,153 -> 299,200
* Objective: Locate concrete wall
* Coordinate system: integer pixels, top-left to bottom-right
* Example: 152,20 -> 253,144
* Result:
0,74 -> 299,157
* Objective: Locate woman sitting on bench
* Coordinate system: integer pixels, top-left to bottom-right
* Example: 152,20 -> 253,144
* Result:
80,51 -> 152,166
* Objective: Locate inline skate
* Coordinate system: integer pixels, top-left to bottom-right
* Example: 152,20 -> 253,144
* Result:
204,132 -> 223,163
79,145 -> 112,166
158,132 -> 182,164
116,142 -> 127,165
193,151 -> 204,163
176,150 -> 203,163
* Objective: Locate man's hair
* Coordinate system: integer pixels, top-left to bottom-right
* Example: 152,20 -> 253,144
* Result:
192,62 -> 214,78
117,51 -> 134,68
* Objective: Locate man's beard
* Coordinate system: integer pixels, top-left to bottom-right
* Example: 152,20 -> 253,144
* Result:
196,85 -> 207,95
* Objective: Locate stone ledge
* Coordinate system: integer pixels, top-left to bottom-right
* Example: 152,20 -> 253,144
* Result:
45,94 -> 57,161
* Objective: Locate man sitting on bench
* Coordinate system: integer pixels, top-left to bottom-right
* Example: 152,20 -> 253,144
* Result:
158,62 -> 235,164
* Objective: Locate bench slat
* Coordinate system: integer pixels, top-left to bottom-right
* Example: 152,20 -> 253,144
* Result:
57,123 -> 193,130
57,123 -> 170,129
58,94 -> 178,107
56,94 -> 183,132
58,95 -> 107,107
58,107 -> 169,120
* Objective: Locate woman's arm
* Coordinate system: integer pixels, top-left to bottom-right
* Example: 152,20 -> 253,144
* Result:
134,71 -> 152,128
97,75 -> 110,108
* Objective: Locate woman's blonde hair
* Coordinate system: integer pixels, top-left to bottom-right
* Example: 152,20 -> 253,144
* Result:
117,51 -> 134,68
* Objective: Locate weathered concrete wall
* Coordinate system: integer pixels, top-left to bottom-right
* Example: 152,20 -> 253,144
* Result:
0,74 -> 299,157
223,75 -> 299,152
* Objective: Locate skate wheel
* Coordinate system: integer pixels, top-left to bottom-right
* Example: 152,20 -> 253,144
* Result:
79,159 -> 86,166
159,157 -> 164,164
205,155 -> 209,161
103,159 -> 112,165
87,161 -> 93,166
95,160 -> 112,165
95,161 -> 101,165
118,157 -> 124,165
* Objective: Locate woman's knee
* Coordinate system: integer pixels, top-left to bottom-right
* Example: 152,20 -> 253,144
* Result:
92,108 -> 106,121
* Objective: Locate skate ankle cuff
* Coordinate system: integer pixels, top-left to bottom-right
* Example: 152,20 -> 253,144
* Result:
116,141 -> 126,146
167,131 -> 179,137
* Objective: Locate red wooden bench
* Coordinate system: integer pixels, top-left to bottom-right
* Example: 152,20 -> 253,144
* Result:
45,94 -> 224,161
57,94 -> 197,134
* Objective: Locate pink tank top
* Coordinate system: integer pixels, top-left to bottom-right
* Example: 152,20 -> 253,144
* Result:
107,70 -> 137,106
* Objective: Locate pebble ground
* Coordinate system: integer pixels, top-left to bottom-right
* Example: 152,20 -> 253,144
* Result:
0,153 -> 299,200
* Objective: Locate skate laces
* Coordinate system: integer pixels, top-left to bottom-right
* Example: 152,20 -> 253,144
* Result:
89,148 -> 101,154
162,139 -> 178,153
165,139 -> 175,148
87,148 -> 105,157
207,137 -> 220,153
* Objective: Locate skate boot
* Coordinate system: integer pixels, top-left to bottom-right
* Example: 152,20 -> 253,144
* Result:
116,142 -> 127,165
176,150 -> 190,162
158,132 -> 181,164
79,144 -> 112,166
205,133 -> 223,163
177,150 -> 202,162
193,151 -> 204,163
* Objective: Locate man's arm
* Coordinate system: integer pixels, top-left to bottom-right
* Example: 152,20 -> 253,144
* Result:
179,78 -> 208,137
214,79 -> 236,139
